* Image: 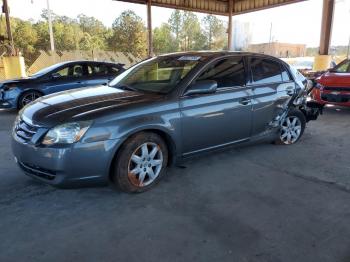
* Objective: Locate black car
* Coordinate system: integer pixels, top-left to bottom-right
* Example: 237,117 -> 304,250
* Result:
0,61 -> 125,109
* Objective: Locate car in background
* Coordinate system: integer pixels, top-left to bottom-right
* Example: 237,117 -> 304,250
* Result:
0,61 -> 125,109
12,52 -> 321,193
311,58 -> 350,107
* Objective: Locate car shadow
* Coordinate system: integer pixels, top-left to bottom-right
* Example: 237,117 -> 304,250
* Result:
323,105 -> 350,115
0,108 -> 17,115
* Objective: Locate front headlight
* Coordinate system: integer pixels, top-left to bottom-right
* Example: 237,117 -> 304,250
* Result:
315,83 -> 324,91
42,121 -> 92,145
3,83 -> 18,91
12,115 -> 21,133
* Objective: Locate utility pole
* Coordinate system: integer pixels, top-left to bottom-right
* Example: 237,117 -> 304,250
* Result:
46,0 -> 55,52
2,0 -> 15,55
268,22 -> 273,55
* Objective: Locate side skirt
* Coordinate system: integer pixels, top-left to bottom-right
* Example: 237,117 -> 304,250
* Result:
175,128 -> 279,166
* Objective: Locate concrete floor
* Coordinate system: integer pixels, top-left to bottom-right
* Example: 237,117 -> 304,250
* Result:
0,106 -> 350,262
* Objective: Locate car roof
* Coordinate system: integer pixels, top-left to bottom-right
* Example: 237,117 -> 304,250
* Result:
158,51 -> 284,63
58,60 -> 123,66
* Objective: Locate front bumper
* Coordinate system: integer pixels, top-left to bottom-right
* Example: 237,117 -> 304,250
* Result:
12,134 -> 122,187
0,89 -> 18,109
312,88 -> 350,107
0,100 -> 14,108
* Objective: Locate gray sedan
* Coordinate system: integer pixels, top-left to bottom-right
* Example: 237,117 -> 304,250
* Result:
12,52 -> 321,193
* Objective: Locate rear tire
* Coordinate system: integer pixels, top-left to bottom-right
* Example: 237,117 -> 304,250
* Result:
18,91 -> 42,109
112,132 -> 168,193
275,108 -> 306,145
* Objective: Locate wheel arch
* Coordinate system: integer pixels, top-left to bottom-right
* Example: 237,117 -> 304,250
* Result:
108,127 -> 178,182
17,89 -> 45,109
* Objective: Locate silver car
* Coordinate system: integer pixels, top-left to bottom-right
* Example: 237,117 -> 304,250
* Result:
12,52 -> 321,193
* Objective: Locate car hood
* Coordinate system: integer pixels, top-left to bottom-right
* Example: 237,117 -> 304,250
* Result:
21,85 -> 163,127
0,76 -> 35,87
317,72 -> 350,87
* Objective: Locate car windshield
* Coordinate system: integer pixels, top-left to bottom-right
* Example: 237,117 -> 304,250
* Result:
109,55 -> 201,94
331,59 -> 350,73
30,63 -> 66,77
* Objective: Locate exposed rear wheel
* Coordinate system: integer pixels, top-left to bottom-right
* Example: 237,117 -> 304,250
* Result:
275,109 -> 306,145
113,132 -> 168,193
18,91 -> 42,109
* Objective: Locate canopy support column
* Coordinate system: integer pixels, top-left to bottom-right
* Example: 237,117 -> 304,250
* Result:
319,0 -> 335,55
314,0 -> 335,71
227,0 -> 233,50
147,0 -> 153,57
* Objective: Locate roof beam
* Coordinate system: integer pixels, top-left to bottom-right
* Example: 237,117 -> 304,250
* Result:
113,0 -> 307,16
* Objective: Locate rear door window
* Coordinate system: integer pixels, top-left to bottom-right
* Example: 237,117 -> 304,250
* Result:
88,64 -> 110,77
196,56 -> 246,88
250,57 -> 282,85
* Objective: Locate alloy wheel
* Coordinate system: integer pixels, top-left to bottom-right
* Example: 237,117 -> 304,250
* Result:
21,92 -> 41,107
280,116 -> 302,144
128,142 -> 163,187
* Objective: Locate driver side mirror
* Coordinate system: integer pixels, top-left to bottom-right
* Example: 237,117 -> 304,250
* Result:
184,80 -> 218,96
51,72 -> 61,79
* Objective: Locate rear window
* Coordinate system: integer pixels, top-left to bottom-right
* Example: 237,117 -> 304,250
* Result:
250,58 -> 282,85
289,64 -> 306,82
88,64 -> 112,77
281,64 -> 292,82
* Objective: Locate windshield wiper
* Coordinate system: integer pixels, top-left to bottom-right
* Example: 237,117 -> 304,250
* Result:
112,84 -> 138,92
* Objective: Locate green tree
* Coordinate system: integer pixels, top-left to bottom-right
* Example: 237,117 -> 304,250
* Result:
109,10 -> 147,57
153,23 -> 177,54
38,9 -> 84,51
53,21 -> 83,51
180,11 -> 205,51
202,15 -> 226,50
78,14 -> 106,34
168,10 -> 207,51
33,21 -> 50,51
80,32 -> 106,51
13,20 -> 38,63
168,10 -> 182,42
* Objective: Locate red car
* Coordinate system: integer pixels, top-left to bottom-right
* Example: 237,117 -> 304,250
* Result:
312,59 -> 350,107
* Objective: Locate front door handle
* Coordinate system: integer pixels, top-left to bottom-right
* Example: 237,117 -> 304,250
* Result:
239,97 -> 251,105
286,87 -> 294,96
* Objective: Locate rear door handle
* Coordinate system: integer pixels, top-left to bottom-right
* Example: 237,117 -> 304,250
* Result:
239,97 -> 251,105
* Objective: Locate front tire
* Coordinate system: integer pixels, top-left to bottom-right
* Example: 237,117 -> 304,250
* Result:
18,91 -> 42,109
275,109 -> 306,145
112,132 -> 168,193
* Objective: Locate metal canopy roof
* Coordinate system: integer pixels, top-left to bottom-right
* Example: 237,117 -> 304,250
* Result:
113,0 -> 306,16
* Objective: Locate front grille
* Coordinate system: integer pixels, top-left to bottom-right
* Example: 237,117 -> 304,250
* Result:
321,94 -> 350,103
324,86 -> 350,92
18,161 -> 56,180
14,119 -> 38,142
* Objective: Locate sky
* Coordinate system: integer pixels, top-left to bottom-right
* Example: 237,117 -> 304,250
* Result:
8,0 -> 350,47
